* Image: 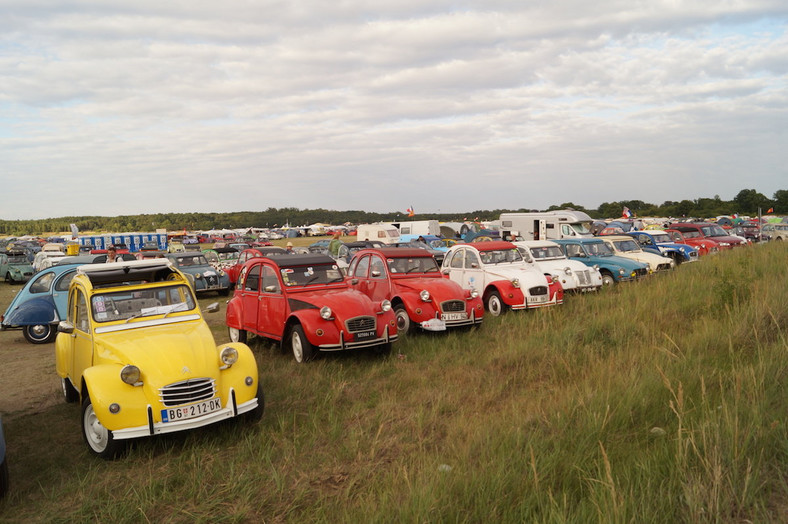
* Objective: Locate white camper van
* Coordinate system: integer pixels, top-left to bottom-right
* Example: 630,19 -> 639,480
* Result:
356,223 -> 401,245
499,209 -> 594,241
390,220 -> 441,237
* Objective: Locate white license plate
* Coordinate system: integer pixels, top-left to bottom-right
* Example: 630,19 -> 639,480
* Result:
161,398 -> 222,423
441,312 -> 467,321
531,295 -> 547,303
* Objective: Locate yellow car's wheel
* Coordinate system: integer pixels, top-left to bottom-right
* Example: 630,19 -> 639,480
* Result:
82,395 -> 124,459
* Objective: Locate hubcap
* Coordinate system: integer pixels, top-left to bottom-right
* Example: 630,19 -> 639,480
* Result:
30,324 -> 48,338
395,310 -> 410,332
229,327 -> 239,342
292,332 -> 304,362
488,296 -> 502,316
84,404 -> 109,452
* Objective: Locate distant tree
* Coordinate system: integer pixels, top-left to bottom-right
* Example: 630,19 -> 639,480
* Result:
772,190 -> 788,213
734,189 -> 771,215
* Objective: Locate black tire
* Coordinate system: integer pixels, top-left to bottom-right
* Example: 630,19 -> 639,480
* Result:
23,324 -> 57,344
82,394 -> 125,459
484,290 -> 507,317
393,304 -> 414,335
0,454 -> 8,499
228,327 -> 247,344
245,381 -> 265,422
600,273 -> 616,287
62,377 -> 79,403
289,324 -> 315,363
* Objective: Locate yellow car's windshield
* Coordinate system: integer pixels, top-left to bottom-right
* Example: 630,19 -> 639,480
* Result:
91,284 -> 196,323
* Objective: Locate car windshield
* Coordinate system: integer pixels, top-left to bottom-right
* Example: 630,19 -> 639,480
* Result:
680,230 -> 701,239
612,240 -> 641,252
91,284 -> 196,323
528,245 -> 565,260
651,233 -> 672,243
7,254 -> 28,264
571,223 -> 592,235
701,225 -> 728,237
478,248 -> 523,265
173,255 -> 209,267
387,257 -> 439,274
583,242 -> 614,256
280,264 -> 344,286
203,252 -> 219,264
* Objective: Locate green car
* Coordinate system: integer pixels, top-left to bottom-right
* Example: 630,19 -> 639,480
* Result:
1,250 -> 34,283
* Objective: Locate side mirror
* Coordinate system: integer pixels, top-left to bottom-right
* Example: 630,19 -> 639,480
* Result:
350,278 -> 359,285
204,302 -> 220,313
264,285 -> 277,292
441,268 -> 450,275
371,270 -> 381,278
58,321 -> 74,334
470,263 -> 478,268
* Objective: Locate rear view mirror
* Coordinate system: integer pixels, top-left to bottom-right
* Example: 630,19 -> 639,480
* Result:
58,321 -> 74,334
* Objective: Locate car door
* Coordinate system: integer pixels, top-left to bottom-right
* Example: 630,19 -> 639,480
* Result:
258,263 -> 286,339
365,254 -> 390,302
349,254 -> 373,298
239,262 -> 261,334
462,249 -> 485,291
53,270 -> 77,320
443,248 -> 465,288
68,287 -> 93,389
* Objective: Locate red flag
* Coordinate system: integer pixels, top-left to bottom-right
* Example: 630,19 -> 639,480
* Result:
767,207 -> 774,214
407,206 -> 415,217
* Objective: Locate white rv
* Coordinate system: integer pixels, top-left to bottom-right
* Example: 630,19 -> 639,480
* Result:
389,220 -> 441,237
355,223 -> 401,245
499,209 -> 594,241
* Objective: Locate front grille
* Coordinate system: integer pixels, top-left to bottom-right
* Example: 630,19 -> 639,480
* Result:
206,275 -> 218,286
346,316 -> 375,333
441,300 -> 465,313
529,286 -> 548,296
657,263 -> 672,271
577,270 -> 590,285
159,378 -> 216,407
634,268 -> 648,277
689,252 -> 699,259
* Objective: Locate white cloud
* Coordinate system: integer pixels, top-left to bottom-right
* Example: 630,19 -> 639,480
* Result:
0,1 -> 786,219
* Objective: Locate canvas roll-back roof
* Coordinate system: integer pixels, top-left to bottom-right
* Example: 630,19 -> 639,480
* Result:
78,259 -> 179,287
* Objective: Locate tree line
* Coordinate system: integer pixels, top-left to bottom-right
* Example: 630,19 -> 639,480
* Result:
1,189 -> 785,236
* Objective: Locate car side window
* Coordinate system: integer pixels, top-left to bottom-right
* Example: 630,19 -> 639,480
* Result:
561,225 -> 573,237
464,250 -> 480,268
245,264 -> 261,292
261,265 -> 280,294
370,256 -> 385,278
347,257 -> 359,277
55,271 -> 76,292
30,272 -> 55,293
448,250 -> 463,269
355,255 -> 370,278
74,290 -> 89,332
638,235 -> 652,245
566,244 -> 583,257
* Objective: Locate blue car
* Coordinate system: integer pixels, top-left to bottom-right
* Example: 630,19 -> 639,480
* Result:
553,238 -> 648,286
626,231 -> 698,265
0,263 -> 82,343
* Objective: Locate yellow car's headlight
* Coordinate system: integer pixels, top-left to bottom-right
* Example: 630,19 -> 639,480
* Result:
120,365 -> 141,385
220,346 -> 239,366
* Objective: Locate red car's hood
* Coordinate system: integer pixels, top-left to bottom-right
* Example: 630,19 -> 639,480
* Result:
392,276 -> 466,301
287,288 -> 380,313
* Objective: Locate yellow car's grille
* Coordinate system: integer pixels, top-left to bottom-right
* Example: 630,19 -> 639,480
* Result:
159,378 -> 216,407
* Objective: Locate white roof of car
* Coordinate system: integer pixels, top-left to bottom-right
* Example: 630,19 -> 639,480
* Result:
78,258 -> 173,275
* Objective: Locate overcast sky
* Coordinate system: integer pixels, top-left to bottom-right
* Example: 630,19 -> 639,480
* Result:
1,1 -> 786,220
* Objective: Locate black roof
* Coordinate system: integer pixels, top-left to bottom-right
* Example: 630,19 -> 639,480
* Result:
263,254 -> 337,268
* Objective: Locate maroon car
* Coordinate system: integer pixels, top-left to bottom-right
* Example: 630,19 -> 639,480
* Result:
669,223 -> 746,250
347,248 -> 484,334
225,247 -> 288,284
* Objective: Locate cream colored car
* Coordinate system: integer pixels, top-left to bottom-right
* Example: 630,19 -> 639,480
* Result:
599,235 -> 675,273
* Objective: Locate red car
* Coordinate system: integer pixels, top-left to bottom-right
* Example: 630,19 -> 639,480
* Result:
668,223 -> 745,250
346,248 -> 484,334
226,254 -> 398,362
664,229 -> 720,256
225,247 -> 288,284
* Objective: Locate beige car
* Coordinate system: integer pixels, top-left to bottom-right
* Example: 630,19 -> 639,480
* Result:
599,235 -> 675,273
761,223 -> 788,241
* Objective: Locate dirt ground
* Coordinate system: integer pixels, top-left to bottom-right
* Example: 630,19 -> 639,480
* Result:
0,284 -> 69,420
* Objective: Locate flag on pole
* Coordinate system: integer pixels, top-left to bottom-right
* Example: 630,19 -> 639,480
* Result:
407,206 -> 415,217
767,207 -> 774,214
622,207 -> 632,218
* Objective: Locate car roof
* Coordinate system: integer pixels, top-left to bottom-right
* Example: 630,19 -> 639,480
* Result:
260,254 -> 337,268
464,241 -> 517,251
363,247 -> 433,258
78,259 -> 179,287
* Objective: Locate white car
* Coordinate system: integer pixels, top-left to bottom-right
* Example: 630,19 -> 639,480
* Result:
599,235 -> 674,273
441,241 -> 563,316
513,240 -> 603,292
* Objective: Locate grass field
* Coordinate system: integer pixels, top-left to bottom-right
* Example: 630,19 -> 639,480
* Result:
0,241 -> 786,522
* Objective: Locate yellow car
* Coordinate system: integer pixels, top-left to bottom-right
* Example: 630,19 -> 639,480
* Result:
55,259 -> 263,459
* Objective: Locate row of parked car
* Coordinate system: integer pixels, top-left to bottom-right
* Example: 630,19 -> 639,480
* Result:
0,221 -> 754,461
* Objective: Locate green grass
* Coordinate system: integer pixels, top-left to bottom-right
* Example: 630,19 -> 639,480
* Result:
1,243 -> 787,522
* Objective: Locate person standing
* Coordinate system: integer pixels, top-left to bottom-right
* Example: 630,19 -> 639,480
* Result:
106,246 -> 118,263
328,232 -> 343,256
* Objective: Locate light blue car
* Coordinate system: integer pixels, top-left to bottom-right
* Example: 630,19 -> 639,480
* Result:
0,263 -> 81,343
553,238 -> 649,286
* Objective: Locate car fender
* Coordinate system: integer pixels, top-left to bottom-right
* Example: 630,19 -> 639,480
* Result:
213,342 -> 260,407
485,281 -> 525,306
288,309 -> 337,346
83,364 -> 152,432
54,330 -> 73,379
393,292 -> 439,324
225,296 -> 243,329
2,295 -> 57,327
